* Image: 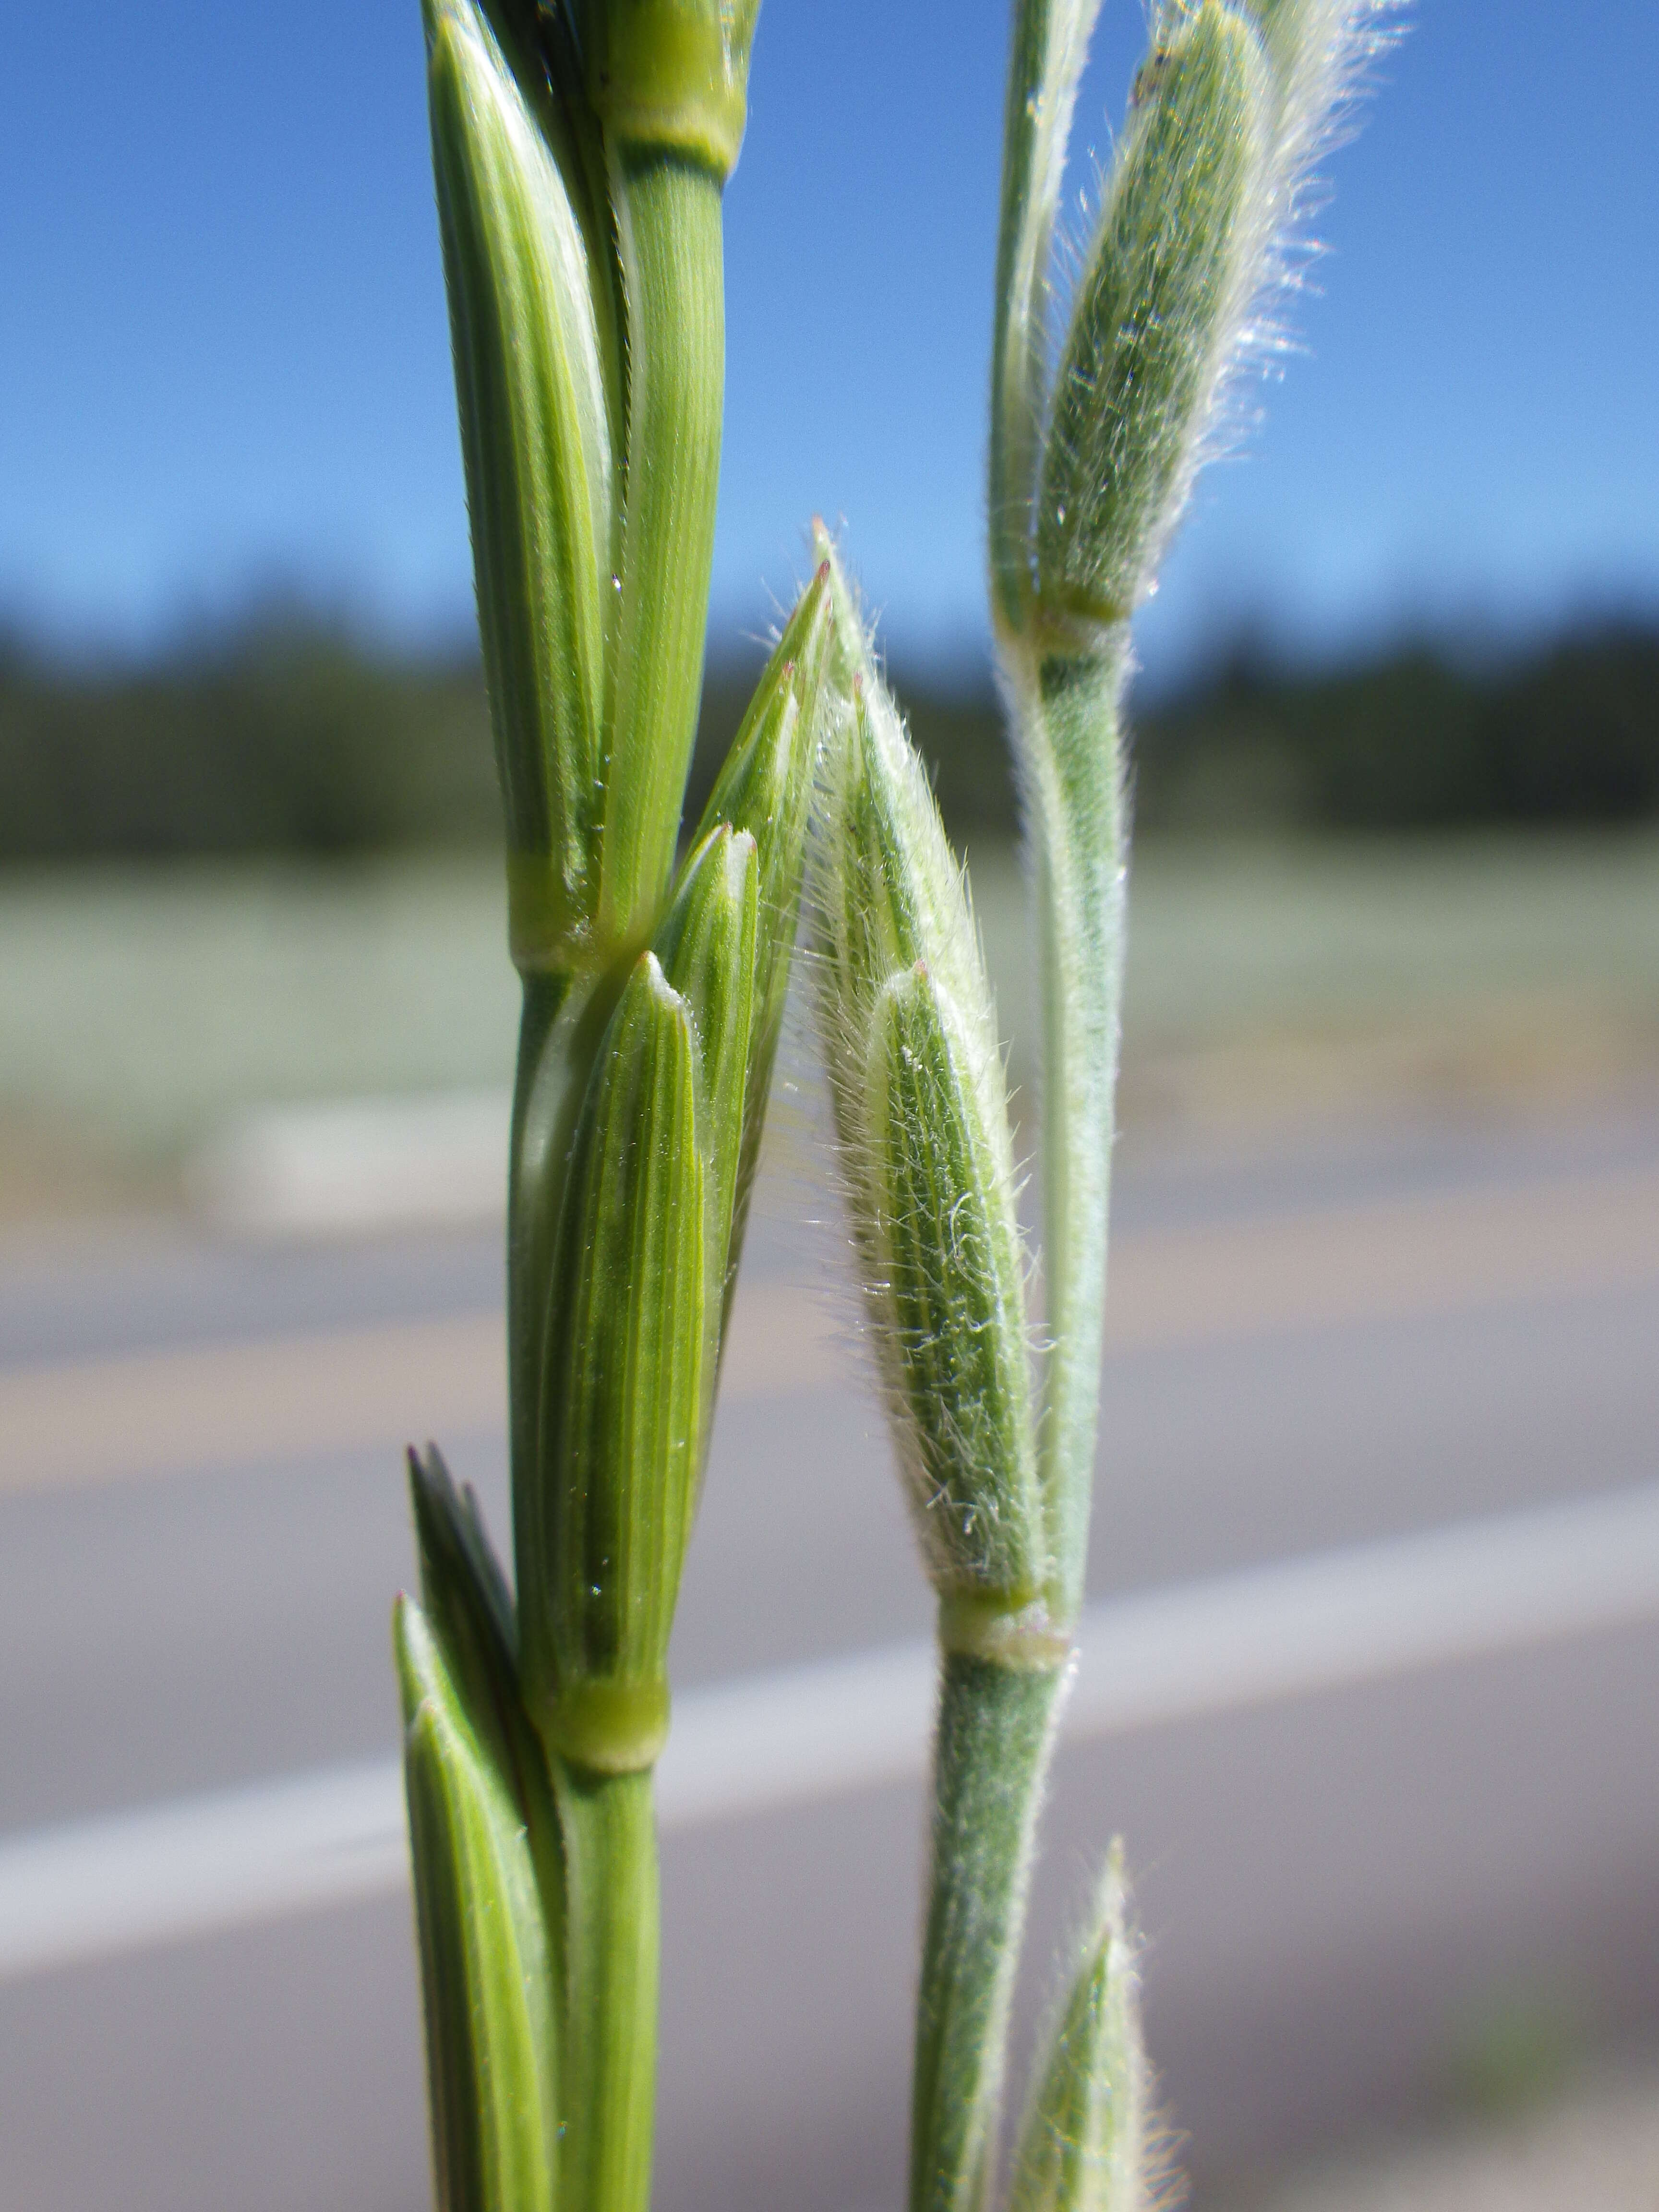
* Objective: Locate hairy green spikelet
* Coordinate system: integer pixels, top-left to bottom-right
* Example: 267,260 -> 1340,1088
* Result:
862,963 -> 1046,1624
1246,0 -> 1402,181
910,8 -> 1402,2212
1002,0 -> 1399,653
985,0 -> 1397,1627
1035,4 -> 1272,635
812,549 -> 1047,1636
989,0 -> 1106,637
813,545 -> 1070,2212
1010,1848 -> 1149,2212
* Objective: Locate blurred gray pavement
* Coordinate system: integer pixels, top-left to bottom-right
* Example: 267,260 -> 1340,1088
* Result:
1,1110 -> 1657,2208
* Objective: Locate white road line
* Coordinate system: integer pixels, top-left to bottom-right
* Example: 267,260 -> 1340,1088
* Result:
3,1481 -> 1656,1985
0,1763 -> 405,1990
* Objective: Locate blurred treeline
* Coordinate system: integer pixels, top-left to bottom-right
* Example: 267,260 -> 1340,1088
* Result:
2,611 -> 1656,862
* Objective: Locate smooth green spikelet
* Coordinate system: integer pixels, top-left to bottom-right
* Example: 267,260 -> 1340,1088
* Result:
1036,3 -> 1271,633
426,0 -> 613,971
1009,1848 -> 1149,2212
692,563 -> 837,1309
504,598 -> 824,1813
521,951 -> 706,1774
408,1445 -> 533,1801
649,819 -> 759,1423
406,1446 -> 566,1924
813,569 -> 1043,1621
397,1596 -> 559,2212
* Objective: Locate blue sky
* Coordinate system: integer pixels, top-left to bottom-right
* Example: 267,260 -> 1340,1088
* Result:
3,1 -> 1655,680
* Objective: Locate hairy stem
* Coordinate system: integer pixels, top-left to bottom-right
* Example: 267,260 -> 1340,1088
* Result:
910,1650 -> 1068,2212
1007,639 -> 1129,1625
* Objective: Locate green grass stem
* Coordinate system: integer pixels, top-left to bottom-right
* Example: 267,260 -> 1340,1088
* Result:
552,1763 -> 661,2212
1014,646 -> 1129,1628
910,1652 -> 1068,2212
598,153 -> 725,946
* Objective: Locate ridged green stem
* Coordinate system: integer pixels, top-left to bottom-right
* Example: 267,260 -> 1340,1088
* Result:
599,151 -> 725,944
910,1648 -> 1068,2212
552,1762 -> 661,2212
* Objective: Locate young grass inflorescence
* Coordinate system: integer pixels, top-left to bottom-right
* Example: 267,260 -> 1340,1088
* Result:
816,6 -> 1395,2208
398,3 -> 1395,2209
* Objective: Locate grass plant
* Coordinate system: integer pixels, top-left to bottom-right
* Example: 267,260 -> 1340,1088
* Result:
396,3 -> 1395,2209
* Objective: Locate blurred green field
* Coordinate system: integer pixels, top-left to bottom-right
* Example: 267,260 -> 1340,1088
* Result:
966,832 -> 1659,1126
2,833 -> 1657,1209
